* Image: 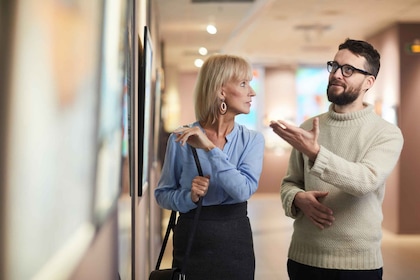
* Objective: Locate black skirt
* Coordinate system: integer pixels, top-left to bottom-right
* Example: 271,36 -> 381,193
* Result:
172,202 -> 255,280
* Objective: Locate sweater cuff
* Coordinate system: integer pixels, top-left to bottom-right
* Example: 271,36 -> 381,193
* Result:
310,146 -> 330,177
179,189 -> 199,213
283,189 -> 305,218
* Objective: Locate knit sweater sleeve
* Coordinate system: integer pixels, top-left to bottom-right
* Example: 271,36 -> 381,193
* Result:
281,148 -> 306,218
310,124 -> 403,197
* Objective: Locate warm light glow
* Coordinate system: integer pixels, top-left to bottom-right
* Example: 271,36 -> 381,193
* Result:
194,58 -> 204,68
198,47 -> 208,55
206,24 -> 217,34
411,44 -> 420,53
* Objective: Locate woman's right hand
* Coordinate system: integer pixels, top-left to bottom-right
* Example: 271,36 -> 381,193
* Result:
174,126 -> 215,151
190,175 -> 210,203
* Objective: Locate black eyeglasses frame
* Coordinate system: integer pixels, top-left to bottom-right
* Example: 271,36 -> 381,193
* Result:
327,61 -> 373,77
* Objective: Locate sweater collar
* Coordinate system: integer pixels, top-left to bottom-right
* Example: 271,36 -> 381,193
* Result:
328,103 -> 374,122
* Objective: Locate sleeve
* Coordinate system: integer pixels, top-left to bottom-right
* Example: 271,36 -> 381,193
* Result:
280,148 -> 306,219
154,134 -> 197,212
208,131 -> 265,201
310,126 -> 404,197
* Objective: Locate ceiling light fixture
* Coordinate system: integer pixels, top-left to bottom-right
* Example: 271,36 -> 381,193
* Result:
198,47 -> 208,55
294,23 -> 331,42
206,24 -> 217,34
194,58 -> 204,68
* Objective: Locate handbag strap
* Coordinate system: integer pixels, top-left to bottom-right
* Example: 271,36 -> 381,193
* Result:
154,146 -> 204,275
154,209 -> 176,270
180,146 -> 203,275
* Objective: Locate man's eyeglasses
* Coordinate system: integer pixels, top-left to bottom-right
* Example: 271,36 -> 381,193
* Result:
327,61 -> 373,77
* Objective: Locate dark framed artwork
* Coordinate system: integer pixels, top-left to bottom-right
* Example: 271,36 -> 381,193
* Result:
127,1 -> 136,198
138,26 -> 153,196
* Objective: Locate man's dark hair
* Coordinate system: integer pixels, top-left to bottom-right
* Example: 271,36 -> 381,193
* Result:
339,38 -> 380,78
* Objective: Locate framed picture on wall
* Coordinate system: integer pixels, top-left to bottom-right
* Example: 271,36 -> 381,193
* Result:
93,0 -> 129,224
5,1 -> 104,279
126,1 -> 136,198
138,25 -> 153,196
152,68 -> 163,162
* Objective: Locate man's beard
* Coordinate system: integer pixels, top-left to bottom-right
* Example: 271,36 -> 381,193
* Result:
326,82 -> 360,106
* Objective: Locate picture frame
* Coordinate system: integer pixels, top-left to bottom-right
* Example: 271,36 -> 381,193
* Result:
127,1 -> 136,198
152,68 -> 163,162
93,0 -> 128,224
138,25 -> 153,196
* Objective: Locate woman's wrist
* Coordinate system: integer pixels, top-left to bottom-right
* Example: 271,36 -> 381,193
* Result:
205,145 -> 215,152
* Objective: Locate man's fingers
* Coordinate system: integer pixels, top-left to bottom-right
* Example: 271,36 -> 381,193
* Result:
309,216 -> 326,230
313,191 -> 329,198
310,214 -> 333,229
312,117 -> 319,130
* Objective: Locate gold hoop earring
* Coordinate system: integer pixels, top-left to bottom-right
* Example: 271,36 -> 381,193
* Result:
220,100 -> 227,115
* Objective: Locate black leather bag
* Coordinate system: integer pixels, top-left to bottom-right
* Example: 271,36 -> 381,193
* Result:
149,146 -> 203,280
149,268 -> 183,280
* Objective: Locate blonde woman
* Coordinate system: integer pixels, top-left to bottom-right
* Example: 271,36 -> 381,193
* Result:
155,54 -> 264,280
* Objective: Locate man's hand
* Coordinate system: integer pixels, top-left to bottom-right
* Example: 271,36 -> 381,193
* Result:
294,191 -> 335,229
270,118 -> 320,161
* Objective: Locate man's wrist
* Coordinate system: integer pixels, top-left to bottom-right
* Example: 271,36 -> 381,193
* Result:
309,145 -> 320,162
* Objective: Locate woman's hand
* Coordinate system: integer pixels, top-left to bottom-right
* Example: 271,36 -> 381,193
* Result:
174,126 -> 215,151
190,175 -> 210,203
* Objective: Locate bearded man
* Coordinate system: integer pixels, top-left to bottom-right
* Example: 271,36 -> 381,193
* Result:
270,38 -> 404,280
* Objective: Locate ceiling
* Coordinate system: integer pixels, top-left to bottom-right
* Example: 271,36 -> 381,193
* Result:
155,0 -> 420,72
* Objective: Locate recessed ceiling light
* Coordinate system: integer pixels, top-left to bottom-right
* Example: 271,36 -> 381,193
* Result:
206,24 -> 217,34
194,58 -> 204,68
199,47 -> 208,55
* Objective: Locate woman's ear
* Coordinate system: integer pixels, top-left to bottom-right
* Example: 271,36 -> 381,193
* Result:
219,88 -> 226,99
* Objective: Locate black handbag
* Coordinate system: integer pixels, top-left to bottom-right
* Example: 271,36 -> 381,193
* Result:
149,268 -> 182,280
149,146 -> 203,280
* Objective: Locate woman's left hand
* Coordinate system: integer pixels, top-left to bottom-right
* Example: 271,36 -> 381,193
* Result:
191,175 -> 210,203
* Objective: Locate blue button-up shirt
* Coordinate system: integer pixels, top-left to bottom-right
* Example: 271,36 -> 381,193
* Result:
155,121 -> 265,213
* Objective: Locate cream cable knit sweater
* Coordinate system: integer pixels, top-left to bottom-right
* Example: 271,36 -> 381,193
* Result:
281,103 -> 404,270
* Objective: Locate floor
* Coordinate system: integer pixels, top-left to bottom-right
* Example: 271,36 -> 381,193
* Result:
160,193 -> 420,280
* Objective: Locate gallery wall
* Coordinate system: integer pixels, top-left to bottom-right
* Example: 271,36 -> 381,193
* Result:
369,23 -> 420,234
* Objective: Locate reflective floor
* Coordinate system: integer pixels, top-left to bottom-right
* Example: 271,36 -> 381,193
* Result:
250,194 -> 420,280
161,193 -> 420,280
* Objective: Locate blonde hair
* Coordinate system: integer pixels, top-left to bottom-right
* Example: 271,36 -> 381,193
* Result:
194,54 -> 253,126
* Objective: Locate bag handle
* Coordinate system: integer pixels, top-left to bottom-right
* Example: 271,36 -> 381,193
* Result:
180,146 -> 203,275
154,210 -> 176,270
154,145 -> 204,276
